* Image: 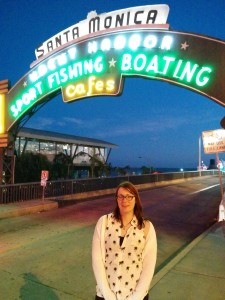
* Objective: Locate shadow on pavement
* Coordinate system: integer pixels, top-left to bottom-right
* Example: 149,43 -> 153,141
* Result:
20,273 -> 59,300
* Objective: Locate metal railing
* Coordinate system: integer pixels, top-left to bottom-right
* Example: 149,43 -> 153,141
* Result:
0,170 -> 219,204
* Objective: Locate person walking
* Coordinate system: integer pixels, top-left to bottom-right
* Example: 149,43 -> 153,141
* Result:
92,181 -> 157,300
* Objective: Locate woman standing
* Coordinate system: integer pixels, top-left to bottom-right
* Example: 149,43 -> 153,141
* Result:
92,181 -> 157,300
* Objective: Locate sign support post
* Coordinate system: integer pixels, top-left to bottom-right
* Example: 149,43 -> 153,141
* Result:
198,135 -> 202,177
40,170 -> 49,203
216,152 -> 224,198
202,129 -> 225,222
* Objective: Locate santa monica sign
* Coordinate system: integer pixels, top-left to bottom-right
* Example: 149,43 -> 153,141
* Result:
3,4 -> 225,131
35,4 -> 169,59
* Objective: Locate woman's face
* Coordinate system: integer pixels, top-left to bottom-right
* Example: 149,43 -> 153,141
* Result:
117,187 -> 136,215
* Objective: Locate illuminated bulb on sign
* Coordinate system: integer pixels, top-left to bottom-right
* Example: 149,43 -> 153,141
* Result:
129,34 -> 141,50
114,35 -> 126,50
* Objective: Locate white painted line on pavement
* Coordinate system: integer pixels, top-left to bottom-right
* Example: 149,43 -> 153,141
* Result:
189,184 -> 220,195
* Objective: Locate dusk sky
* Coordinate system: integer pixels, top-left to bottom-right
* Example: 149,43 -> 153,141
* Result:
1,0 -> 224,169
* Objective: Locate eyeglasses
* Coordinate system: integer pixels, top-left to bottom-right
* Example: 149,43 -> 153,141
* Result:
116,195 -> 134,201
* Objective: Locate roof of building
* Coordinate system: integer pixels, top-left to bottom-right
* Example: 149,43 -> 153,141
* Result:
17,127 -> 118,149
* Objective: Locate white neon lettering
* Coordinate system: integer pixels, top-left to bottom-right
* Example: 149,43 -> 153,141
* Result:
143,35 -> 157,49
68,47 -> 76,59
114,35 -> 126,50
57,53 -> 67,66
38,64 -> 48,77
47,58 -> 56,71
101,38 -> 111,51
88,41 -> 98,54
29,71 -> 38,82
129,34 -> 141,50
161,35 -> 173,50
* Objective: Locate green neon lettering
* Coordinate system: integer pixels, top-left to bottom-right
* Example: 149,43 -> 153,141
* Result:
146,55 -> 159,73
10,105 -> 18,117
22,93 -> 31,105
196,67 -> 212,86
59,68 -> 68,83
10,83 -> 43,117
68,64 -> 79,79
162,56 -> 175,74
73,62 -> 83,77
34,82 -> 43,94
84,60 -> 94,74
16,99 -> 23,112
121,54 -> 132,71
94,56 -> 104,72
173,60 -> 183,78
180,62 -> 199,82
46,57 -> 104,90
134,55 -> 144,71
120,52 -> 212,89
48,72 -> 60,89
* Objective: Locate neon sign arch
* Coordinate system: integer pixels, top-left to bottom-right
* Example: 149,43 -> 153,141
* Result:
3,5 -> 225,132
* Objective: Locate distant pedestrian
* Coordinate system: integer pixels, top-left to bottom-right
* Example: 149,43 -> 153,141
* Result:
92,181 -> 157,300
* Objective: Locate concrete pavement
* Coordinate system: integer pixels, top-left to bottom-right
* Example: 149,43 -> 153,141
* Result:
150,221 -> 225,300
0,198 -> 225,299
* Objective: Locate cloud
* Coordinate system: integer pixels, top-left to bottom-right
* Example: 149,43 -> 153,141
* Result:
94,115 -> 190,139
62,117 -> 84,125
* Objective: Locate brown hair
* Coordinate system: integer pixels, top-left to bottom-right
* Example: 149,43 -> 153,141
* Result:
113,181 -> 145,229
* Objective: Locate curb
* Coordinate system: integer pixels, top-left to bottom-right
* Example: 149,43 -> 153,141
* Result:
150,222 -> 218,289
0,201 -> 58,219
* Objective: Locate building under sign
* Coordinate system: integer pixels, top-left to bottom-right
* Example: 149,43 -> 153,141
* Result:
15,127 -> 117,177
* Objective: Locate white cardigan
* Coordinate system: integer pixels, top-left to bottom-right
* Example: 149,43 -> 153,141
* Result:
92,214 -> 157,300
